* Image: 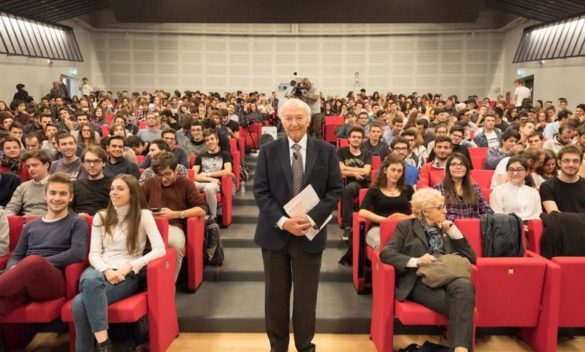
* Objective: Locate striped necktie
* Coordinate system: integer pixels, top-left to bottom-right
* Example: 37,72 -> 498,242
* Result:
291,143 -> 304,196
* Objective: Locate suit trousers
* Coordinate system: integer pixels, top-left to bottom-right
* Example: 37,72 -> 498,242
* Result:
262,236 -> 323,352
408,277 -> 475,350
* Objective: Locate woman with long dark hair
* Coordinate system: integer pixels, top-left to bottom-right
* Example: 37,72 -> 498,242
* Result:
434,153 -> 493,221
72,174 -> 165,352
359,155 -> 414,250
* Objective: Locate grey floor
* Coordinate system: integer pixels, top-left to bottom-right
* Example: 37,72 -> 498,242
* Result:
176,153 -> 373,333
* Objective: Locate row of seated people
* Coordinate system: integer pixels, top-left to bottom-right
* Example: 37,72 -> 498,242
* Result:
0,173 -> 187,351
0,144 -> 216,291
342,144 -> 585,351
0,126 -> 238,226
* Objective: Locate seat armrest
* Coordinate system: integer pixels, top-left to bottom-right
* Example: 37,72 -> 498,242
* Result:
146,248 -> 179,352
525,219 -> 542,254
370,250 -> 396,352
0,254 -> 11,269
186,216 -> 205,291
65,260 -> 89,300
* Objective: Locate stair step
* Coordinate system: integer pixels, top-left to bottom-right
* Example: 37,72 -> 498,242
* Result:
176,281 -> 371,333
203,246 -> 350,282
221,223 -> 347,249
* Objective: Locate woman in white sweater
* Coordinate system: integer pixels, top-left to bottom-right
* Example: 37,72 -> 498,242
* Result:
490,156 -> 542,220
72,174 -> 165,352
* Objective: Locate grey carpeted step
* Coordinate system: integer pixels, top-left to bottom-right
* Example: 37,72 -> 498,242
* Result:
203,246 -> 351,282
176,281 -> 371,333
221,223 -> 348,249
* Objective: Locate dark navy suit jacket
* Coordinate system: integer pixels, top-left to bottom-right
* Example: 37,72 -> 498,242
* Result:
253,136 -> 343,253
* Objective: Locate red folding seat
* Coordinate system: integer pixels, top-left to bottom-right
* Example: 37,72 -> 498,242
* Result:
337,138 -> 349,149
469,147 -> 488,170
61,217 -> 179,352
370,221 -> 478,352
322,116 -> 344,143
470,169 -> 493,189
456,219 -> 560,352
525,219 -> 582,348
135,154 -> 145,166
101,124 -> 110,137
189,155 -> 197,168
229,138 -> 241,192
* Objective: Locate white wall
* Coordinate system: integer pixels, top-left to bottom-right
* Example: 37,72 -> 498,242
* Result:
92,31 -> 505,99
503,20 -> 585,108
0,19 -> 94,103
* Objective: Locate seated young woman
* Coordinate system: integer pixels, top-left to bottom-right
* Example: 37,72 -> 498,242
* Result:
72,174 -> 166,352
490,156 -> 542,220
434,153 -> 493,221
359,155 -> 414,250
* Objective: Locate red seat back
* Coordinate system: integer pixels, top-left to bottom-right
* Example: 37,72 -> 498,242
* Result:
469,147 -> 488,160
7,216 -> 24,252
337,138 -> 348,149
371,155 -> 381,173
189,155 -> 196,168
358,188 -> 368,205
379,219 -> 400,249
470,169 -> 494,189
136,155 -> 145,166
452,218 -> 483,258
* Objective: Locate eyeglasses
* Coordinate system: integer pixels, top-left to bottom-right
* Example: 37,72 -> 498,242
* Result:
426,204 -> 446,211
507,168 -> 526,174
84,159 -> 103,165
449,162 -> 467,168
393,146 -> 408,151
157,170 -> 175,178
451,134 -> 463,139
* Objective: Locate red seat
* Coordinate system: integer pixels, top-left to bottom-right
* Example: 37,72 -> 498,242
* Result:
229,138 -> 241,192
469,147 -> 488,169
105,114 -> 113,125
62,217 -> 178,352
100,124 -> 110,137
322,116 -> 344,143
138,120 -> 146,129
336,138 -> 348,149
371,155 -> 381,174
187,170 -> 233,227
456,219 -> 559,352
352,189 -> 371,293
241,123 -> 261,150
185,216 -> 206,292
189,155 -> 197,168
526,219 -> 582,338
135,154 -> 145,166
470,169 -> 493,189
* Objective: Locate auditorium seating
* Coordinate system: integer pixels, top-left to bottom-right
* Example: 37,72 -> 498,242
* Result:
229,138 -> 241,192
322,116 -> 344,143
61,217 -> 179,352
525,219 -> 582,348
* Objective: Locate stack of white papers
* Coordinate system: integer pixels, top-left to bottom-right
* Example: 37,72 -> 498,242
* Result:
283,185 -> 332,241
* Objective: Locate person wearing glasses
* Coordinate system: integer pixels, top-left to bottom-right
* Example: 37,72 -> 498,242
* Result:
71,146 -> 112,216
433,153 -> 493,221
380,187 -> 476,352
540,145 -> 585,213
142,151 -> 207,279
490,156 -> 542,220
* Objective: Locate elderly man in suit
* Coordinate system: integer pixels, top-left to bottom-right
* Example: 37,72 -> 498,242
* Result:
254,98 -> 343,352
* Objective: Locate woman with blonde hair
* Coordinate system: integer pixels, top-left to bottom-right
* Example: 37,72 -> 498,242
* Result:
380,187 -> 476,351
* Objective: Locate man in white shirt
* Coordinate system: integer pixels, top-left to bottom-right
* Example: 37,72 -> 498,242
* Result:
514,80 -> 531,108
78,77 -> 93,97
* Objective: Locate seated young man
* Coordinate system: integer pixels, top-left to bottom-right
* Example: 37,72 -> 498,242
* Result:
71,146 -> 112,216
103,135 -> 140,179
417,136 -> 452,189
142,152 -> 207,278
540,145 -> 585,213
5,150 -> 51,216
338,126 -> 372,262
0,136 -> 29,181
49,132 -> 86,180
0,172 -> 89,318
192,130 -> 233,221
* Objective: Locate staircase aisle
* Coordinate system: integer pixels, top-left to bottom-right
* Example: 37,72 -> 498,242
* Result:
175,152 -> 373,334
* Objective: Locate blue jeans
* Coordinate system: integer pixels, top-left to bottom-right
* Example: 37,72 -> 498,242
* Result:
72,267 -> 140,352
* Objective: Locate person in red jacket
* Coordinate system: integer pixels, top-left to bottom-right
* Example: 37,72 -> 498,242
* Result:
417,135 -> 452,189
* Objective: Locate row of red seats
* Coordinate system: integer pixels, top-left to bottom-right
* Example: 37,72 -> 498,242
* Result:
0,214 -> 205,351
369,218 -> 559,352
